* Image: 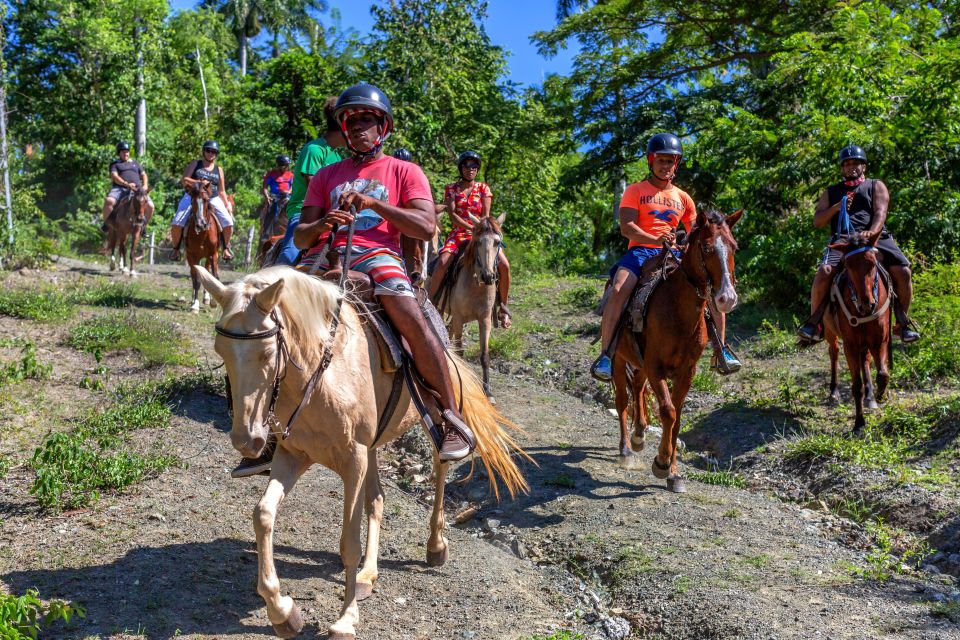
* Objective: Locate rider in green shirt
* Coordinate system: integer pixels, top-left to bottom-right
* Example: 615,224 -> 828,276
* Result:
274,96 -> 345,265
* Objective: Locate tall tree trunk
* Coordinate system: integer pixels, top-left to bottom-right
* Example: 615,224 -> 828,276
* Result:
0,83 -> 12,248
196,46 -> 209,129
239,31 -> 248,76
135,39 -> 146,157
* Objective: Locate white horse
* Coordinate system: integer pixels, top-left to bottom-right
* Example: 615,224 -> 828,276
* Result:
194,265 -> 528,639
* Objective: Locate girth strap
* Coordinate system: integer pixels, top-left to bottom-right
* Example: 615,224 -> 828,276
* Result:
371,368 -> 405,448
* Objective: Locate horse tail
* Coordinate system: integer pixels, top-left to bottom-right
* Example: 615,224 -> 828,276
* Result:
447,351 -> 532,500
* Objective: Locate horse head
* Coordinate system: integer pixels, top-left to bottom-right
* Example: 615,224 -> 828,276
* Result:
194,265 -> 340,458
131,186 -> 150,228
830,235 -> 881,316
463,217 -> 502,286
686,208 -> 742,313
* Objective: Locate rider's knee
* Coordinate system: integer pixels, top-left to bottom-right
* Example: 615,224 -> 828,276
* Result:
816,264 -> 833,279
498,252 -> 510,269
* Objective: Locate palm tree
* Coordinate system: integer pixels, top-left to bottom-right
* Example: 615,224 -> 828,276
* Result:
202,0 -> 264,75
263,0 -> 328,58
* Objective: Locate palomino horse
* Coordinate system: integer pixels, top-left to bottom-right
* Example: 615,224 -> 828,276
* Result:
184,182 -> 220,312
823,237 -> 892,433
612,209 -> 742,492
441,217 -> 503,402
106,187 -> 150,277
193,265 -> 527,639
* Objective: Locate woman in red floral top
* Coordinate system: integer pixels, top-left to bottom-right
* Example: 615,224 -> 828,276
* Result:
429,151 -> 511,327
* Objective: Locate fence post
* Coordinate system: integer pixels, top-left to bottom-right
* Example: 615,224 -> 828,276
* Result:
149,231 -> 155,266
245,225 -> 255,265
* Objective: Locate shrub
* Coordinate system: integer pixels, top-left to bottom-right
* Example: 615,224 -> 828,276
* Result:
689,470 -> 746,489
0,588 -> 83,638
66,311 -> 195,366
0,343 -> 52,386
559,283 -> 600,309
894,262 -> 960,385
0,289 -> 73,322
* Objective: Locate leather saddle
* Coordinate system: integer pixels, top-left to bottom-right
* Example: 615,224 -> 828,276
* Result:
318,269 -> 449,373
628,251 -> 680,334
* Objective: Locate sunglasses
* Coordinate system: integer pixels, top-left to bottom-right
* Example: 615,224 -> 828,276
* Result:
462,163 -> 480,170
204,149 -> 219,155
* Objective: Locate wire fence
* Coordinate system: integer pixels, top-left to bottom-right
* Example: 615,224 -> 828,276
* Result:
145,225 -> 257,267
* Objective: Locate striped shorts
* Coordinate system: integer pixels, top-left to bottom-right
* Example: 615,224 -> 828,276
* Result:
298,245 -> 415,298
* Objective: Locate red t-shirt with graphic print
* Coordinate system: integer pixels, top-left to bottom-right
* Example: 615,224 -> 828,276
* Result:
303,155 -> 433,255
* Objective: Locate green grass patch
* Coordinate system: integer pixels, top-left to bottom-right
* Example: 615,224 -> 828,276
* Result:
522,632 -> 584,640
0,454 -> 9,479
895,262 -> 960,385
29,379 -> 183,510
786,395 -> 960,472
0,342 -> 52,386
0,588 -> 83,638
0,288 -> 73,322
66,311 -> 195,366
545,473 -> 576,489
689,470 -> 747,489
68,280 -> 138,308
558,283 -> 599,310
609,545 -> 655,587
746,319 -> 800,358
740,553 -> 771,568
849,519 -> 930,582
692,369 -> 722,393
487,326 -> 527,361
930,601 -> 960,623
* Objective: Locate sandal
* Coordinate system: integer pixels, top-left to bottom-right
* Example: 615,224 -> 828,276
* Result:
498,304 -> 512,329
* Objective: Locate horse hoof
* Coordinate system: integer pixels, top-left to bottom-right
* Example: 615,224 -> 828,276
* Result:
827,393 -> 840,406
129,270 -> 139,278
866,399 -> 879,410
619,446 -> 633,458
272,603 -> 304,638
355,581 -> 374,601
326,633 -> 355,640
651,457 -> 670,480
630,433 -> 645,451
666,476 -> 687,493
426,545 -> 449,567
487,395 -> 497,406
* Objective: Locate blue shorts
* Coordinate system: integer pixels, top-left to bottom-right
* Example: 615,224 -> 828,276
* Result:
611,246 -> 681,279
274,215 -> 301,266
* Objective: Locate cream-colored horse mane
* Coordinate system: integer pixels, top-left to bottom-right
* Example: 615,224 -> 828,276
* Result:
219,266 -> 351,363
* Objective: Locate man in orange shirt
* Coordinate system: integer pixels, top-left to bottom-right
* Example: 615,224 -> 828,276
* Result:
590,133 -> 741,381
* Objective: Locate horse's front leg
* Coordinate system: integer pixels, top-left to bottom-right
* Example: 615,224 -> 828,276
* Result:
872,341 -> 890,405
189,260 -> 202,313
664,368 -> 694,493
128,231 -> 139,277
844,347 -> 866,434
827,331 -> 841,404
255,448 -> 309,637
207,254 -> 220,308
356,448 -> 382,601
648,375 -> 676,483
426,450 -> 451,566
863,353 -> 878,410
478,313 -> 494,402
329,446 -> 368,640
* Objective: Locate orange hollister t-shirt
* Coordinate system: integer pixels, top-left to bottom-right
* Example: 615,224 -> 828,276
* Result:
619,180 -> 697,249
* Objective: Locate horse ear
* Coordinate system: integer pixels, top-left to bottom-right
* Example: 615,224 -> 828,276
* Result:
726,209 -> 744,228
253,279 -> 285,314
696,209 -> 707,227
193,265 -> 226,304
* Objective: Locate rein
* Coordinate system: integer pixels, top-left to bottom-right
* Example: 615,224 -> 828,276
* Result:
831,246 -> 891,327
216,205 -> 356,440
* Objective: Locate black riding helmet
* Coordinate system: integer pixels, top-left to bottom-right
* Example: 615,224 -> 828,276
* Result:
646,133 -> 683,157
392,148 -> 413,162
839,144 -> 867,164
116,141 -> 131,152
276,154 -> 291,166
202,140 -> 220,153
334,84 -> 393,134
457,150 -> 481,169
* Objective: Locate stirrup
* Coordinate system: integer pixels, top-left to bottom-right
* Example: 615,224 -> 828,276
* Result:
497,304 -> 512,329
711,346 -> 741,375
796,322 -> 823,344
590,353 -> 613,382
222,246 -> 234,262
170,247 -> 181,261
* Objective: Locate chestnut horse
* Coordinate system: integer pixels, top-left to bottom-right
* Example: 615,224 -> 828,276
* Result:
823,238 -> 892,432
443,217 -> 503,402
611,209 -> 742,492
184,182 -> 220,312
106,187 -> 150,277
193,265 -> 527,639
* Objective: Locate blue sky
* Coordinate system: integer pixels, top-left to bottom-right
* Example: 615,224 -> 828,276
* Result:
168,0 -> 576,88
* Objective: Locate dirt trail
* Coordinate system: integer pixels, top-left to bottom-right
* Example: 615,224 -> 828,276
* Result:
0,260 -> 957,639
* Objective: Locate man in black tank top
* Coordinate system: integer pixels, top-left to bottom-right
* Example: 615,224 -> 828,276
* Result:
797,145 -> 919,343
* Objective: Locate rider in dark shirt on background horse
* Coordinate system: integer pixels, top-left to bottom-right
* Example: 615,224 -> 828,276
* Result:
100,141 -> 154,235
797,145 -> 920,344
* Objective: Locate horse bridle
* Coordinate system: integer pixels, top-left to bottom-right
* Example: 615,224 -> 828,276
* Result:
680,229 -> 719,302
832,246 -> 890,326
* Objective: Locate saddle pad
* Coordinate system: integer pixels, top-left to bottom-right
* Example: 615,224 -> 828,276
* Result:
629,254 -> 680,334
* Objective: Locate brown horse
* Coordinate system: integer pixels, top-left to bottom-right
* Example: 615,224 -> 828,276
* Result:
185,182 -> 220,312
823,238 -> 891,432
257,194 -> 289,267
193,265 -> 527,639
106,186 -> 150,277
611,209 -> 742,492
441,217 -> 502,402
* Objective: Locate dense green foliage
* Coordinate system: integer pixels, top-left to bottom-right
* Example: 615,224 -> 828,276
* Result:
0,589 -> 82,639
2,0 -> 958,305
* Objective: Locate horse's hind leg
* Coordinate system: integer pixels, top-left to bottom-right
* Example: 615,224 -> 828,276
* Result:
872,343 -> 890,404
254,449 -> 309,637
613,358 -> 633,458
631,370 -> 649,451
189,263 -> 201,313
827,332 -> 841,404
356,448 -> 382,601
426,450 -> 451,566
330,449 -> 369,639
478,314 -> 494,402
863,353 -> 878,410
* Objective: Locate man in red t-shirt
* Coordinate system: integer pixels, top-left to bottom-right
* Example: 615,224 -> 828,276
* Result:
294,83 -> 476,462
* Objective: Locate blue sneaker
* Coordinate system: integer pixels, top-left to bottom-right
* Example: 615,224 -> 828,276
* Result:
712,347 -> 741,375
590,354 -> 613,382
